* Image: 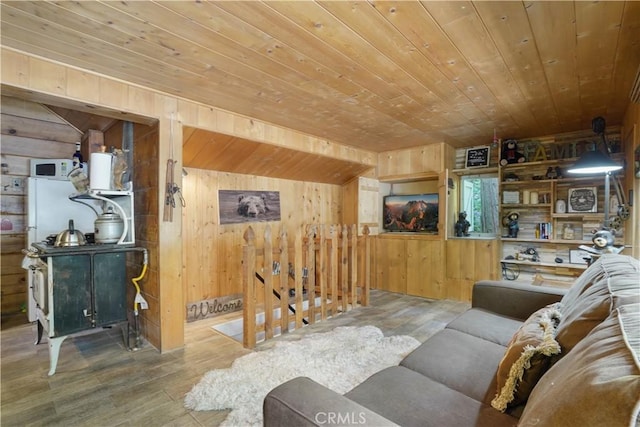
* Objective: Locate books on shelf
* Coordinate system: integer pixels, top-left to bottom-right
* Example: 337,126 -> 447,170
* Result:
536,222 -> 552,239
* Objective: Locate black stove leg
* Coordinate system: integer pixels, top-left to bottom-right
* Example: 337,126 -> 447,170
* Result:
35,319 -> 43,345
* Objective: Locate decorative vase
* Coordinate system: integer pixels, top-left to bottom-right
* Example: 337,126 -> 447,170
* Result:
556,199 -> 566,213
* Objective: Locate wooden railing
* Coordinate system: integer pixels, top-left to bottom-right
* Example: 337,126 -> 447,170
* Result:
242,224 -> 370,349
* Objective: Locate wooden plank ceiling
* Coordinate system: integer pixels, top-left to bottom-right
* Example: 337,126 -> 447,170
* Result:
1,1 -> 639,153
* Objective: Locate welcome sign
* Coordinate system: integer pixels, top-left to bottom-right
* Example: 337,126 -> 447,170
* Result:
186,293 -> 243,322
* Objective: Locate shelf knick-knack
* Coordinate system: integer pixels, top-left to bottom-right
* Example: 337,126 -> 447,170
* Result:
563,223 -> 575,240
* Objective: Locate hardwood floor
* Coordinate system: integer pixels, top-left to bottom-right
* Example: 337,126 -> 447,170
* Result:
0,290 -> 469,426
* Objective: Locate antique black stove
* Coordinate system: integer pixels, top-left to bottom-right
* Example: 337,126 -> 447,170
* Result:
25,241 -> 140,375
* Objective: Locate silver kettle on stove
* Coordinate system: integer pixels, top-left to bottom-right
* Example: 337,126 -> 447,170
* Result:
54,219 -> 87,247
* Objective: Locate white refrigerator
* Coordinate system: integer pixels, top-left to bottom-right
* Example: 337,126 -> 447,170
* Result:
26,177 -> 100,321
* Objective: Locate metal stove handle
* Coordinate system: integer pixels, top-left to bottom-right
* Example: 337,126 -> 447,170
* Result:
22,248 -> 40,259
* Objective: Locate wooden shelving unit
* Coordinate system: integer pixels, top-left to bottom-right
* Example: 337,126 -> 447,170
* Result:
497,130 -> 625,279
500,259 -> 588,270
501,237 -> 592,245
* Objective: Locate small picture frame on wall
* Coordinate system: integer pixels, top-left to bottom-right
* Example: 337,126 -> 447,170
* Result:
464,146 -> 490,169
568,187 -> 597,213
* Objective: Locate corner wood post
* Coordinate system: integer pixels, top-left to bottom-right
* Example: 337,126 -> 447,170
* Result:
294,228 -> 304,329
306,225 -> 316,325
330,225 -> 339,316
350,224 -> 358,308
242,226 -> 256,349
341,224 -> 349,313
362,225 -> 370,306
279,226 -> 289,334
263,225 -> 274,341
319,224 -> 328,321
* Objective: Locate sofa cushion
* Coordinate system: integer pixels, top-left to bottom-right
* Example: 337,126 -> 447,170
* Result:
345,366 -> 517,427
555,255 -> 640,353
264,377 -> 399,427
446,308 -> 523,346
400,328 -> 505,404
520,303 -> 640,427
491,303 -> 561,412
472,280 -> 566,321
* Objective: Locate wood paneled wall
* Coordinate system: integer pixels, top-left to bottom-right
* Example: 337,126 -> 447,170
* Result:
0,96 -> 82,326
181,168 -> 342,305
445,239 -> 500,301
1,48 -> 375,351
0,96 -> 163,340
374,235 -> 445,299
374,141 -> 501,302
377,143 -> 446,178
342,175 -> 380,236
103,121 -> 162,348
104,122 -> 162,345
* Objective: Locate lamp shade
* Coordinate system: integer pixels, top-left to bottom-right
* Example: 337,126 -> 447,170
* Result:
567,150 -> 622,174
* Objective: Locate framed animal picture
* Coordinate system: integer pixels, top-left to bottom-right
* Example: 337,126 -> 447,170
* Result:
382,193 -> 439,233
218,190 -> 281,224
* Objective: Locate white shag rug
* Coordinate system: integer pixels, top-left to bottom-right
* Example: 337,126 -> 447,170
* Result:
184,325 -> 420,426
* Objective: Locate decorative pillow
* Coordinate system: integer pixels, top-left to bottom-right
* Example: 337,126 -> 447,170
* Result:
519,304 -> 640,426
491,303 -> 562,412
556,255 -> 640,353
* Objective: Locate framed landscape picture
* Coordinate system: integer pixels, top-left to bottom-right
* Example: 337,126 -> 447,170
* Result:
568,187 -> 597,213
382,193 -> 439,233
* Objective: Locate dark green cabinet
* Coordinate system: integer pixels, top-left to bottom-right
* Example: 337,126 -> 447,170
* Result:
51,252 -> 127,336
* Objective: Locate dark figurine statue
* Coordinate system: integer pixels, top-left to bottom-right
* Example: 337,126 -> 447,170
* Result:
545,167 -> 558,179
507,212 -> 520,238
454,211 -> 471,237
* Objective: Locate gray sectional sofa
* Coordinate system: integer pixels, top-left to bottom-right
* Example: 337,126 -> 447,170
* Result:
264,254 -> 640,426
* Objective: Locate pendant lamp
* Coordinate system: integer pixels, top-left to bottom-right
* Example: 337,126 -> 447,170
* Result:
567,126 -> 623,256
567,149 -> 622,175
